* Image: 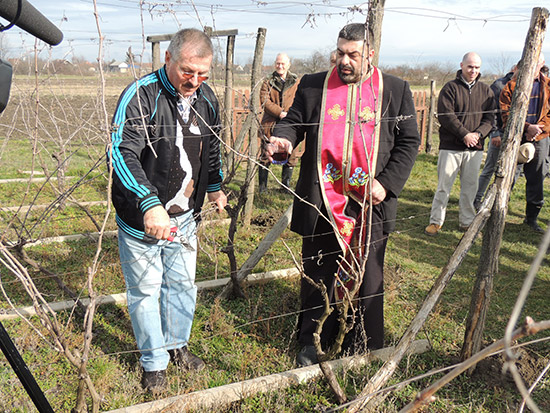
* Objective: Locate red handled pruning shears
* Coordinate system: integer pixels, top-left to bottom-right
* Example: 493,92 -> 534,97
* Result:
167,226 -> 195,251
167,226 -> 179,242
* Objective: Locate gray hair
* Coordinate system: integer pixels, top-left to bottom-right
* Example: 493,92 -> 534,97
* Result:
167,28 -> 213,62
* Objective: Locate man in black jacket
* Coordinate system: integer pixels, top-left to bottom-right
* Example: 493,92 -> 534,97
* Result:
269,23 -> 420,366
108,28 -> 227,392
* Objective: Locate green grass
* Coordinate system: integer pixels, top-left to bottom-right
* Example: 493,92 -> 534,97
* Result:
1,150 -> 548,411
0,74 -> 549,411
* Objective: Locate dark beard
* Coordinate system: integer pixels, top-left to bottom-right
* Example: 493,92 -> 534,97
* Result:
337,64 -> 360,84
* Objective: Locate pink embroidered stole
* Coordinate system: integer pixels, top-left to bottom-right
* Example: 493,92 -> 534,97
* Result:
318,66 -> 382,252
318,66 -> 383,298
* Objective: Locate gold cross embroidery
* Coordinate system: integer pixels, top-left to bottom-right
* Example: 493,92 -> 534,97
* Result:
359,106 -> 375,122
327,104 -> 345,120
340,221 -> 354,237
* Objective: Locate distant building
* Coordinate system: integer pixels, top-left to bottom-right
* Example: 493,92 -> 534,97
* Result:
109,61 -> 128,73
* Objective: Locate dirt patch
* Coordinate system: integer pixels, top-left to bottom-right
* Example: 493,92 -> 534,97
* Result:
251,212 -> 279,227
473,347 -> 549,392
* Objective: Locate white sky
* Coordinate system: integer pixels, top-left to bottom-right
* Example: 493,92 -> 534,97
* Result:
2,0 -> 549,74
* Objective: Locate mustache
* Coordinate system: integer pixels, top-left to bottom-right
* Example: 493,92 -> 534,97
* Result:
338,64 -> 354,72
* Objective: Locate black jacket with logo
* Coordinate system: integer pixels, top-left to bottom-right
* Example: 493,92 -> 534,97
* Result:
108,66 -> 222,241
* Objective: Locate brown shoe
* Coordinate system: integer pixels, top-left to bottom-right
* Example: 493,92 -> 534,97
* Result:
169,347 -> 205,371
458,224 -> 469,232
424,223 -> 441,236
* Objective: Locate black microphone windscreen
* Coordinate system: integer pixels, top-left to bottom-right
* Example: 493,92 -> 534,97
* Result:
0,59 -> 12,114
0,0 -> 63,46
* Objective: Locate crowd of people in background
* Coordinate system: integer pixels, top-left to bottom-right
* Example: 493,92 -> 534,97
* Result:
261,47 -> 550,238
260,40 -> 550,366
424,51 -> 550,235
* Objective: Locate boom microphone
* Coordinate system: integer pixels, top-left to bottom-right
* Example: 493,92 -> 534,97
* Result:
0,0 -> 63,46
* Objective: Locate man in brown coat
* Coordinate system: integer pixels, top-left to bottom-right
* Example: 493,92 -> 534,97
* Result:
258,53 -> 300,192
501,52 -> 550,232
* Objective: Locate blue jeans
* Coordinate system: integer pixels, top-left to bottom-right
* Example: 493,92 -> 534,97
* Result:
118,210 -> 198,372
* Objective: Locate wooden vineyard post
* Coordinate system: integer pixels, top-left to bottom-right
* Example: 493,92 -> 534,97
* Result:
222,33 -> 236,174
243,27 -> 266,226
367,0 -> 385,67
461,7 -> 549,363
426,80 -> 436,153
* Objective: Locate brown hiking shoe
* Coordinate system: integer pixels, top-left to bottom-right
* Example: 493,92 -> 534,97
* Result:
424,223 -> 441,236
169,347 -> 206,371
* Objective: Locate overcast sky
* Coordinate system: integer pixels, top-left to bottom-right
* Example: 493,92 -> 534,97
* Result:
2,0 -> 549,74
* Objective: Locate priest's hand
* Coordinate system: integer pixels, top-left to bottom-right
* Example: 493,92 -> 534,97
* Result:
367,179 -> 387,205
266,137 -> 293,163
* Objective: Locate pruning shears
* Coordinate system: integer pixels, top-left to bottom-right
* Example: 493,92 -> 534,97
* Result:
167,226 -> 195,251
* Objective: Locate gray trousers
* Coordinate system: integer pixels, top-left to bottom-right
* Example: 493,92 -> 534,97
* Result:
429,149 -> 483,228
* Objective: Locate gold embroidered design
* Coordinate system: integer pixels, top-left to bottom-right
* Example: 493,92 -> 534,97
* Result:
327,104 -> 345,120
359,106 -> 375,122
340,221 -> 354,237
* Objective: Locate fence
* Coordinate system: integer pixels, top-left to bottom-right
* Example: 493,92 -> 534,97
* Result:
230,88 -> 434,155
413,90 -> 430,151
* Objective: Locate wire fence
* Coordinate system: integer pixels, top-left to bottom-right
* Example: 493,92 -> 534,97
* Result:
0,2 -> 549,412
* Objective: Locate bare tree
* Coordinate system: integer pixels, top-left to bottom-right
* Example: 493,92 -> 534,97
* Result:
0,33 -> 9,60
489,52 -> 516,76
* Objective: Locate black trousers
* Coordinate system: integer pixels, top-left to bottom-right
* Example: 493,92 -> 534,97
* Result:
298,205 -> 387,350
524,138 -> 550,212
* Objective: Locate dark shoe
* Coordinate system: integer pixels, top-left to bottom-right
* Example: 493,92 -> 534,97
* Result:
296,345 -> 318,367
169,347 -> 205,371
281,165 -> 294,189
258,166 -> 269,193
524,219 -> 544,233
141,369 -> 167,393
474,200 -> 481,212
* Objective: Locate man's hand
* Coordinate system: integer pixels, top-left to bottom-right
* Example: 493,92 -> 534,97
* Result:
463,132 -> 480,148
265,137 -> 293,162
143,205 -> 171,240
279,111 -> 287,119
367,179 -> 387,205
491,135 -> 502,148
208,190 -> 228,213
526,123 -> 544,141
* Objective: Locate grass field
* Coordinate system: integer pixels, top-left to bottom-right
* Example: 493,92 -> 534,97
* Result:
0,73 -> 548,412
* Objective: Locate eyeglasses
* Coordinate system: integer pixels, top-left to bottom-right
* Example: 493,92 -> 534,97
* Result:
181,71 -> 209,82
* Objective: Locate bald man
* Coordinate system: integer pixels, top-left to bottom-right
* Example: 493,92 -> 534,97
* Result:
500,52 -> 550,233
425,52 -> 495,235
258,53 -> 300,192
